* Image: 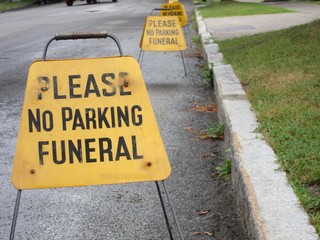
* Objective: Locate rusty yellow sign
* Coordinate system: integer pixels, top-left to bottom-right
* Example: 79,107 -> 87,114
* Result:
140,16 -> 186,51
12,56 -> 171,189
160,2 -> 188,27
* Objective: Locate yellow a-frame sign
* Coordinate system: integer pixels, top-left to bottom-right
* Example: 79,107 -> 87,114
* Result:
140,15 -> 186,51
160,2 -> 188,27
12,56 -> 171,189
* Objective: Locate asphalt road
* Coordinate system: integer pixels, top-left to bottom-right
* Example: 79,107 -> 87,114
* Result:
0,0 -> 248,239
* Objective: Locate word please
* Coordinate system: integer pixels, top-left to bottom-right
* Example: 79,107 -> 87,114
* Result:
38,72 -> 131,100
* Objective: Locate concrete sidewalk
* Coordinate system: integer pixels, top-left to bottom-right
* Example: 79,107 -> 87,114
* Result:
196,2 -> 320,240
204,2 -> 320,40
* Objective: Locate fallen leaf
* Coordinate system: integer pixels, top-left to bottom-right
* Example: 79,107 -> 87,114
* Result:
189,104 -> 217,112
200,153 -> 210,158
198,135 -> 210,140
186,49 -> 202,58
196,210 -> 210,215
193,232 -> 214,237
184,127 -> 194,132
196,131 -> 210,140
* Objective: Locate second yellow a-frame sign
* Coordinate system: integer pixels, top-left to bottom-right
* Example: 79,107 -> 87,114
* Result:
12,56 -> 171,189
160,2 -> 188,27
140,15 -> 186,51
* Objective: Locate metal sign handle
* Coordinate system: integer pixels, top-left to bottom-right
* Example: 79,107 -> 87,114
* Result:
55,31 -> 109,40
42,31 -> 124,61
151,8 -> 173,15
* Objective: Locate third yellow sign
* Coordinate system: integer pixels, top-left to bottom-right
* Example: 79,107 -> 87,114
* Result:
161,2 -> 188,26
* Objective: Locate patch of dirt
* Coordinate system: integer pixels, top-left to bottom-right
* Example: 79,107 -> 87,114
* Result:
181,97 -> 247,240
176,21 -> 248,240
188,101 -> 218,113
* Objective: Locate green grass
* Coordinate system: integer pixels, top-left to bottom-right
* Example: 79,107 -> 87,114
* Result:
306,1 -> 320,5
0,0 -> 35,12
202,63 -> 213,87
204,122 -> 224,139
217,20 -> 320,235
216,159 -> 231,178
191,34 -> 202,48
198,1 -> 294,18
193,0 -> 211,4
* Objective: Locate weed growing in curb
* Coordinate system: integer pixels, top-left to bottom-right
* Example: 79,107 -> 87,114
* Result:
192,12 -> 198,31
201,63 -> 213,88
216,159 -> 232,179
205,122 -> 224,140
191,34 -> 202,48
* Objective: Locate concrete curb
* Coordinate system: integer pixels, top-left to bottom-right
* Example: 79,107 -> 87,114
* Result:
195,9 -> 319,240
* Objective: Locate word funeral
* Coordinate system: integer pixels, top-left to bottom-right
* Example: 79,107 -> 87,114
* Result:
27,72 -> 145,166
146,19 -> 181,45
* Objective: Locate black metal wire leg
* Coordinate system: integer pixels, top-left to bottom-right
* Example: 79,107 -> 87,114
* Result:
156,181 -> 174,240
9,189 -> 22,240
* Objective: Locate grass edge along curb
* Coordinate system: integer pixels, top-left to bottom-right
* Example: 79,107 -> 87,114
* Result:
195,6 -> 318,240
217,20 -> 320,236
197,0 -> 294,19
0,0 -> 35,12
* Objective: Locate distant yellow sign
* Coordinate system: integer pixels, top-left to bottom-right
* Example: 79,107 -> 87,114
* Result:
161,2 -> 188,26
12,56 -> 171,189
140,16 -> 186,51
